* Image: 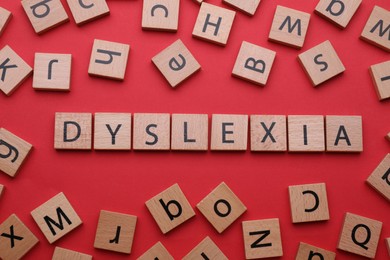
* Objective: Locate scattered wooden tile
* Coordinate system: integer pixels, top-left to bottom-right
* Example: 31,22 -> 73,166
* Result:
133,113 -> 170,150
287,115 -> 325,152
192,2 -> 236,46
137,242 -> 174,260
386,238 -> 390,256
0,128 -> 32,177
366,153 -> 390,201
171,114 -> 208,151
52,247 -> 92,260
145,183 -> 195,234
66,0 -> 110,25
21,0 -> 69,34
315,0 -> 362,28
296,242 -> 335,260
268,6 -> 310,49
298,40 -> 345,86
142,0 -> 179,31
337,212 -> 382,258
94,113 -> 131,150
361,6 -> 390,52
54,113 -> 92,150
0,7 -> 12,36
31,192 -> 82,244
94,210 -> 137,254
250,115 -> 287,151
288,183 -> 330,223
33,53 -> 72,91
211,114 -> 248,151
232,41 -> 276,86
223,0 -> 260,16
152,39 -> 201,87
182,236 -> 228,260
370,60 -> 390,101
197,182 -> 246,233
88,39 -> 130,80
0,45 -> 32,96
242,218 -> 283,259
326,116 -> 363,152
0,214 -> 39,260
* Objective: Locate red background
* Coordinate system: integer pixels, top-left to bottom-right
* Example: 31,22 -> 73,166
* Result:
0,0 -> 389,259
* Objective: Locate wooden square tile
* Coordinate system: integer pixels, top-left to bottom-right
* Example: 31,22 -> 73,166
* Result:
94,113 -> 131,150
315,0 -> 362,28
133,113 -> 170,150
223,0 -> 260,16
366,153 -> 390,201
52,247 -> 92,260
142,0 -> 179,31
298,40 -> 345,86
94,210 -> 137,254
31,192 -> 82,244
0,7 -> 12,36
361,6 -> 390,52
192,2 -> 236,46
326,116 -> 362,152
250,115 -> 287,151
152,39 -> 201,87
211,114 -> 248,151
0,128 -> 32,177
337,212 -> 382,258
137,242 -> 174,260
182,236 -> 228,260
295,242 -> 335,260
370,60 -> 390,101
67,0 -> 110,25
171,114 -> 208,151
54,113 -> 92,150
145,183 -> 195,234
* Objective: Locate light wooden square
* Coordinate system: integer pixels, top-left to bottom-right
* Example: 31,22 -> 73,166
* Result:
52,247 -> 92,260
31,192 -> 82,244
94,210 -> 137,254
211,114 -> 248,151
67,0 -> 110,25
142,0 -> 179,31
370,60 -> 390,101
152,39 -> 201,87
288,115 -> 325,152
137,242 -> 174,260
54,113 -> 92,150
145,183 -> 195,234
0,128 -> 32,177
21,0 -> 69,34
337,212 -> 382,258
88,39 -> 130,80
366,153 -> 390,201
133,113 -> 170,150
171,114 -> 208,151
232,41 -> 276,86
361,6 -> 390,52
298,40 -> 345,86
0,45 -> 32,96
197,182 -> 247,233
33,53 -> 72,91
268,5 -> 310,49
315,0 -> 362,28
288,183 -> 330,223
295,242 -> 335,260
0,214 -> 39,260
386,238 -> 390,256
223,0 -> 260,16
326,116 -> 363,152
0,7 -> 12,36
250,115 -> 286,151
94,113 -> 131,150
242,219 -> 283,259
182,236 -> 228,260
192,2 -> 236,46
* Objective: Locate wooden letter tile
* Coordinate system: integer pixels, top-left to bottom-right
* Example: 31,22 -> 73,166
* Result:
287,115 -> 325,152
288,183 -> 330,223
152,39 -> 201,87
145,183 -> 195,234
94,210 -> 137,254
0,7 -> 12,36
137,242 -> 174,260
211,114 -> 248,151
366,153 -> 390,201
52,247 -> 92,260
370,60 -> 390,101
21,0 -> 69,34
337,212 -> 382,258
171,114 -> 208,151
223,0 -> 260,16
0,128 -> 32,177
232,41 -> 276,86
67,0 -> 110,25
315,0 -> 362,28
192,2 -> 236,46
0,214 -> 39,260
361,6 -> 390,52
268,6 -> 310,49
94,113 -> 131,150
142,0 -> 179,31
250,115 -> 287,151
0,45 -> 32,96
88,39 -> 130,80
54,113 -> 92,150
326,116 -> 363,152
298,40 -> 345,86
33,53 -> 72,91
197,182 -> 247,233
182,236 -> 228,260
133,113 -> 170,150
242,219 -> 283,259
295,242 -> 335,260
31,192 -> 82,244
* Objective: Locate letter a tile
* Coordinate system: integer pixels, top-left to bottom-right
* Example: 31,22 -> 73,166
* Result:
137,242 -> 174,260
0,7 -> 12,36
67,0 -> 110,25
315,0 -> 362,28
326,116 -> 363,152
52,247 -> 92,260
182,237 -> 228,260
366,153 -> 390,201
361,6 -> 390,52
142,0 -> 179,31
370,60 -> 390,101
296,242 -> 335,260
